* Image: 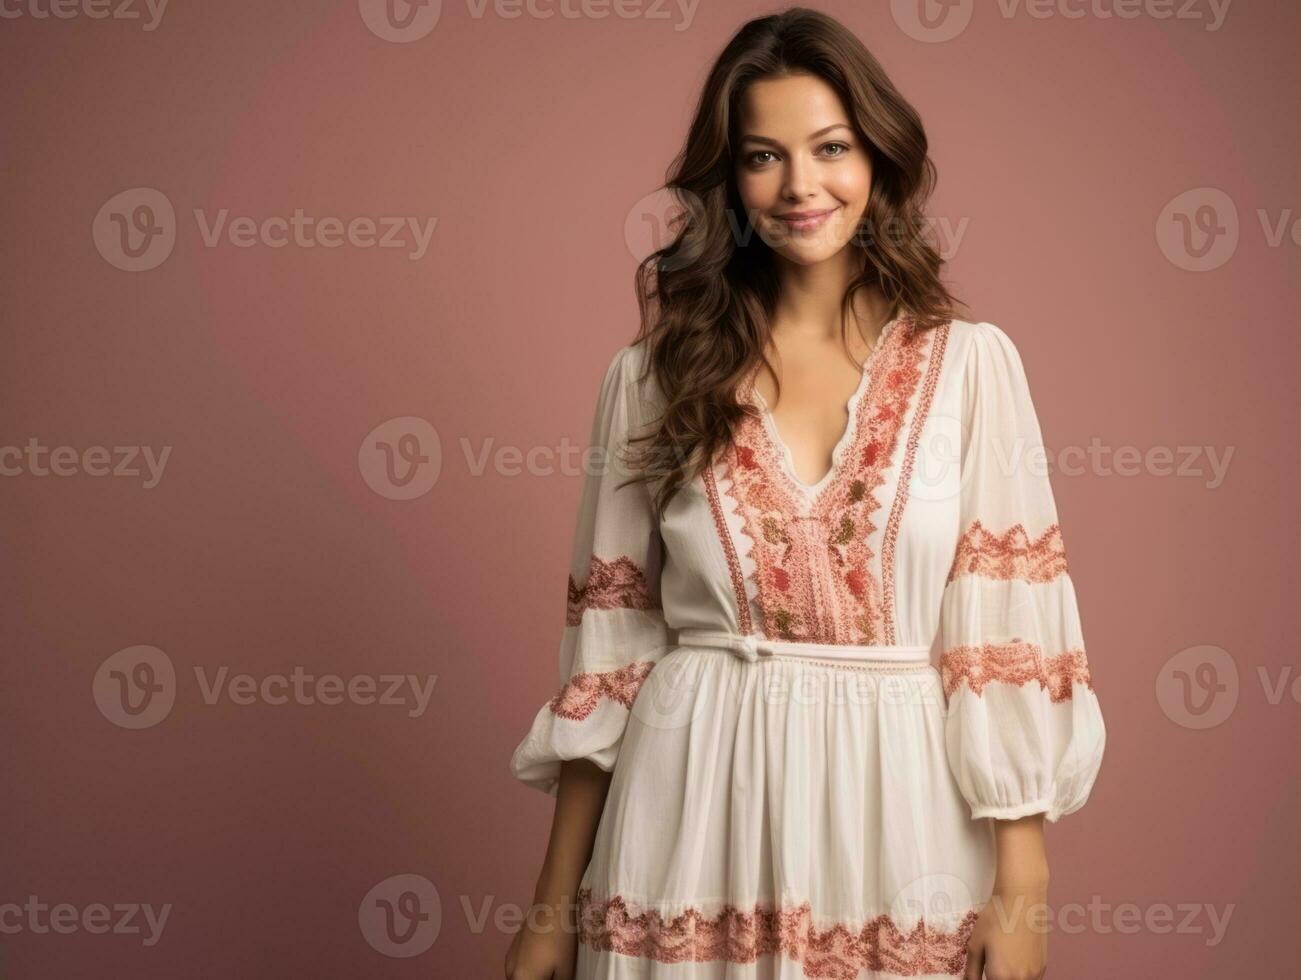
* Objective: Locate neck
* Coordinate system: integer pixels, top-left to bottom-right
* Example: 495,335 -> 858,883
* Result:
770,248 -> 891,348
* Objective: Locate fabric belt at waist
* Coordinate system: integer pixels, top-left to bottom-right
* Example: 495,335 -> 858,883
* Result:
675,628 -> 931,665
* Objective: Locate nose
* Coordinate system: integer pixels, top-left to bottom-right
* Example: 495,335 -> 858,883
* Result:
781,152 -> 817,201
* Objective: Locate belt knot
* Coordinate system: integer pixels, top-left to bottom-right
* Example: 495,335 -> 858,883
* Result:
734,634 -> 772,663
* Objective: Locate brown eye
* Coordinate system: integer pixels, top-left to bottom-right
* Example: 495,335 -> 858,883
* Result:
821,142 -> 851,157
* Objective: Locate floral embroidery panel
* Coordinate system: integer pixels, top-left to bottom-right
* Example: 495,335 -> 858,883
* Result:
548,661 -> 657,720
940,640 -> 1093,703
947,521 -> 1069,584
718,319 -> 933,645
578,888 -> 978,978
567,554 -> 656,627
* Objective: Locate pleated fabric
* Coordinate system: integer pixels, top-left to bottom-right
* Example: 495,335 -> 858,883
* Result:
510,317 -> 1106,978
576,648 -> 994,979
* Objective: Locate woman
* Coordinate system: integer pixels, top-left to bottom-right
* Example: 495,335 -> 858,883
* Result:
506,8 -> 1106,979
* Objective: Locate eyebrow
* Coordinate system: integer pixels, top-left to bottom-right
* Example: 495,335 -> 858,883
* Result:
738,123 -> 853,147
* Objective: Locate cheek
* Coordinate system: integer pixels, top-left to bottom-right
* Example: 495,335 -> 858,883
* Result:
735,171 -> 777,210
825,162 -> 872,203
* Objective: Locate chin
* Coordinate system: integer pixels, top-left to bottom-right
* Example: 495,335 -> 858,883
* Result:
757,220 -> 854,265
774,239 -> 853,266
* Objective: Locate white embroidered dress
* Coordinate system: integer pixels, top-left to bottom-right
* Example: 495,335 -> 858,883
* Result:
510,316 -> 1106,980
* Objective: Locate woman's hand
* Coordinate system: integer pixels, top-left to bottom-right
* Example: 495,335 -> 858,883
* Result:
503,895 -> 579,980
963,878 -> 1050,980
507,760 -> 611,978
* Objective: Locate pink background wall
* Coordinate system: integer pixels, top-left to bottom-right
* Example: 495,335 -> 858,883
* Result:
2,1 -> 1296,976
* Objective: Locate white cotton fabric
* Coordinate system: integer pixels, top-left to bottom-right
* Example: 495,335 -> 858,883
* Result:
510,318 -> 1106,979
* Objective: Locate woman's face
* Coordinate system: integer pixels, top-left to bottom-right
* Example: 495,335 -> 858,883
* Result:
733,72 -> 871,266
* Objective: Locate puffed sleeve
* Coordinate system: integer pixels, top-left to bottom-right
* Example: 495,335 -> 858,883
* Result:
509,342 -> 672,796
938,322 -> 1106,822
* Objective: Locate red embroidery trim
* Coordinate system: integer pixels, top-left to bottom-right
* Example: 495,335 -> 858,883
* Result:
577,888 -> 979,978
547,661 -> 656,720
566,555 -> 656,627
719,318 -> 928,644
881,323 -> 950,644
940,641 -> 1093,703
702,462 -> 754,634
946,521 -> 1069,584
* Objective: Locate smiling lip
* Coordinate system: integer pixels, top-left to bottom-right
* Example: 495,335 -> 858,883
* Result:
773,206 -> 838,232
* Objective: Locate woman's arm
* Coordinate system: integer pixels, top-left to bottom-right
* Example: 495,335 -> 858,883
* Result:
506,760 -> 610,979
964,816 -> 1051,979
506,344 -> 672,978
992,815 -> 1049,892
938,322 -> 1106,977
534,759 -> 612,925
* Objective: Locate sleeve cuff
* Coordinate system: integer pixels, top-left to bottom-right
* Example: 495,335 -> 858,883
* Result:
968,792 -> 1058,822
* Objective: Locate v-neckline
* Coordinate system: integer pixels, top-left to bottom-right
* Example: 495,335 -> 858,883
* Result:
745,313 -> 906,500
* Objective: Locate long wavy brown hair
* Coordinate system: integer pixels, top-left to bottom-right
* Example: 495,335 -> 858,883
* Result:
621,7 -> 967,514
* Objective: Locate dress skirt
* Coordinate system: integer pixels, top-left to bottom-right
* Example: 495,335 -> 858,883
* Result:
575,630 -> 998,980
511,326 -> 1107,976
